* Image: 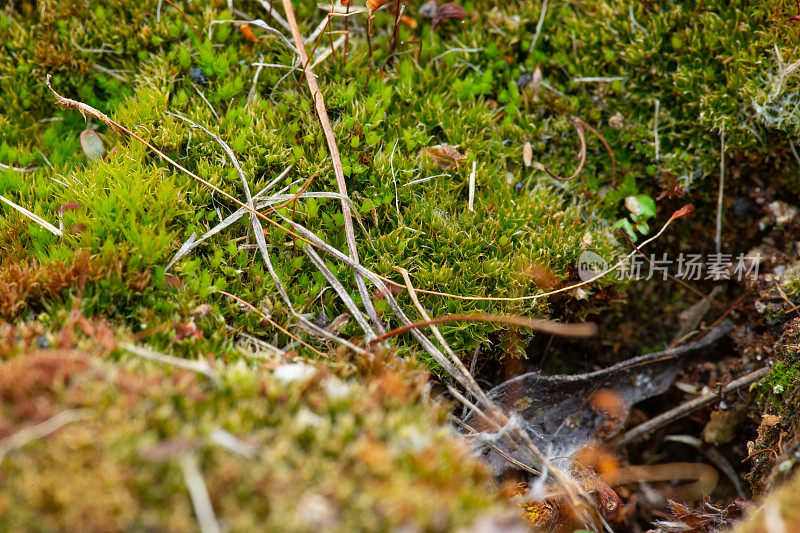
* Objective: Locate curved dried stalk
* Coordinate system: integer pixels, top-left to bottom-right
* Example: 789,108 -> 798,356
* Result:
542,117 -> 587,181
367,313 -> 598,346
280,0 -> 385,338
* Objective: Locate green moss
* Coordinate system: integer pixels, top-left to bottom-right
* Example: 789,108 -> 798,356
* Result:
3,0 -> 800,528
3,0 -> 800,368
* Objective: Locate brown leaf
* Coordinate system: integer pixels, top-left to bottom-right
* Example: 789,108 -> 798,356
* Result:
433,2 -> 467,28
669,204 -> 695,221
399,14 -> 417,28
423,144 -> 467,170
366,0 -> 392,11
174,321 -> 203,341
239,24 -> 259,43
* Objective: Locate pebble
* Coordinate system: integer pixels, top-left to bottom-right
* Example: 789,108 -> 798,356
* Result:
189,68 -> 209,87
516,72 -> 533,90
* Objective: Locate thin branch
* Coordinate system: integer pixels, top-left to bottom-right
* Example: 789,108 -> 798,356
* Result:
180,454 -> 222,533
467,161 -> 476,211
715,126 -> 725,255
122,343 -> 219,381
614,367 -> 768,448
164,0 -> 203,41
367,313 -> 598,346
0,194 -> 62,236
0,162 -> 39,174
653,99 -> 660,162
529,0 -> 549,53
280,0 -> 385,337
0,409 -> 90,466
541,117 -> 587,181
574,117 -> 616,173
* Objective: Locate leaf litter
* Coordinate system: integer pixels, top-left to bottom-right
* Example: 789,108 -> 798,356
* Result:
463,321 -> 734,477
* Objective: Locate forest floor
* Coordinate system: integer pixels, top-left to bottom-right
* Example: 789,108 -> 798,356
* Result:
3,0 -> 800,531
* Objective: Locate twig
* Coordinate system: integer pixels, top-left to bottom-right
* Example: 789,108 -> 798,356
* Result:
219,291 -> 331,358
311,34 -> 347,68
367,312 -> 598,346
614,367 -> 768,447
70,20 -> 122,54
305,16 -> 329,44
122,343 -> 219,381
571,76 -> 627,83
0,162 -> 39,174
653,98 -> 660,162
209,19 -> 298,54
210,428 -> 257,458
280,0 -> 385,337
191,82 -> 220,121
0,409 -> 90,466
790,140 -> 800,166
180,454 -> 222,533
467,161 -> 476,211
343,1 -> 350,63
164,0 -> 203,42
685,285 -> 753,348
574,117 -> 616,173
529,0 -> 549,53
247,54 -> 266,106
715,126 -> 725,255
386,0 -> 404,61
541,117 -> 587,181
431,47 -> 482,62
0,194 -> 62,236
257,0 -> 293,32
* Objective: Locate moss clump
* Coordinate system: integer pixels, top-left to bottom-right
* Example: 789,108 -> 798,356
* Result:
0,321 -> 511,531
4,0 -> 800,369
3,0 -> 800,529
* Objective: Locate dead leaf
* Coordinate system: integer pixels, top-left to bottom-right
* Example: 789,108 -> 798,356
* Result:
523,142 -> 533,167
191,304 -> 213,317
366,0 -> 392,11
433,3 -> 467,29
423,144 -> 467,170
239,24 -> 259,43
80,130 -> 105,161
464,321 -> 732,477
175,321 -> 203,341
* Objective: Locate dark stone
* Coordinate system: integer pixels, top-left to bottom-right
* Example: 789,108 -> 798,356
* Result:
189,68 -> 209,87
516,72 -> 533,90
